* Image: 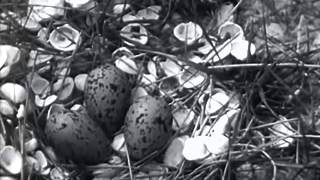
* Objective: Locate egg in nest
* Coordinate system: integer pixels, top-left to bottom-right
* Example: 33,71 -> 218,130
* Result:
124,95 -> 173,160
45,104 -> 112,164
84,64 -> 132,138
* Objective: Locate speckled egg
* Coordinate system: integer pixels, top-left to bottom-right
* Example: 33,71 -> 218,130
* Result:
124,95 -> 173,160
84,64 -> 132,138
45,104 -> 112,164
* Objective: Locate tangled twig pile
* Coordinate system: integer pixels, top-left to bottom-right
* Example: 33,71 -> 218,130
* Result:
1,0 -> 320,180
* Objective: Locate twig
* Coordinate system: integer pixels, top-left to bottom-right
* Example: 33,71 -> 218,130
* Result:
208,62 -> 320,69
125,143 -> 134,180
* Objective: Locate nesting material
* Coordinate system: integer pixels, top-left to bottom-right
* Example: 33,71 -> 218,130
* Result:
218,22 -> 244,41
266,23 -> 285,40
28,0 -> 65,22
0,66 -> 11,79
204,40 -> 232,62
35,94 -> 57,107
0,83 -> 27,104
16,104 -> 25,120
65,0 -> 95,9
130,87 -> 148,103
172,108 -> 195,131
111,133 -> 126,157
34,150 -> 50,175
147,60 -> 157,77
24,129 -> 38,153
204,134 -> 229,155
164,136 -> 188,167
0,49 -> 7,70
230,39 -> 256,61
269,119 -> 295,148
182,136 -> 211,161
211,109 -> 240,134
204,91 -> 230,115
179,66 -> 207,89
197,36 -> 217,55
159,77 -> 180,96
74,73 -> 88,92
160,59 -> 182,77
28,73 -> 50,95
0,134 -> 5,150
112,47 -> 134,59
49,24 -> 81,52
25,156 -> 40,174
140,74 -> 156,87
0,99 -> 15,116
173,22 -> 203,45
53,77 -> 75,101
28,49 -> 53,73
120,23 -> 148,46
18,16 -> 41,31
0,176 -> 18,180
0,146 -> 22,175
0,45 -> 21,66
113,4 -> 131,14
50,167 -> 70,180
136,5 -> 162,21
115,56 -> 138,75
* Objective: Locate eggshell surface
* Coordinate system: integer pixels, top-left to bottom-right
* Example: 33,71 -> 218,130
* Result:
84,64 -> 132,137
45,104 -> 111,164
124,95 -> 173,160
